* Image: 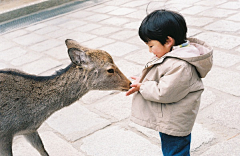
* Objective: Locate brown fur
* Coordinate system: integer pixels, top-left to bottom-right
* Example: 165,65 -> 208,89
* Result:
0,39 -> 131,156
66,39 -> 114,64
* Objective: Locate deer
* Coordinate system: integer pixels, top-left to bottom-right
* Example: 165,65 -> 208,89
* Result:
0,39 -> 132,156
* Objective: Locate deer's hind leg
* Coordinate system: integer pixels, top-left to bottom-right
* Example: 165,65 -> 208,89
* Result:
0,136 -> 13,156
24,131 -> 49,156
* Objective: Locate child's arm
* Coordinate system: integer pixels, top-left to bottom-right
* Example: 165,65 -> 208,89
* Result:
140,62 -> 193,103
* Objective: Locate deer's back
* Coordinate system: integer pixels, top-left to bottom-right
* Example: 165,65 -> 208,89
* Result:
0,70 -> 55,134
0,69 -> 45,107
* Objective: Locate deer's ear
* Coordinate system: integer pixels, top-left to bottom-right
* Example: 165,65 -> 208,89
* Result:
68,48 -> 89,65
65,39 -> 79,49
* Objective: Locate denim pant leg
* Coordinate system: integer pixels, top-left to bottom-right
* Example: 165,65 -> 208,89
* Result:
159,132 -> 191,156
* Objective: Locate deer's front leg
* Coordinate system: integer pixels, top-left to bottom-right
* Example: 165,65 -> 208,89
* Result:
0,136 -> 13,156
24,131 -> 49,156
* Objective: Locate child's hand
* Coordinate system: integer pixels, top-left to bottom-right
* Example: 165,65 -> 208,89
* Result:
126,78 -> 142,96
126,83 -> 142,96
130,76 -> 141,84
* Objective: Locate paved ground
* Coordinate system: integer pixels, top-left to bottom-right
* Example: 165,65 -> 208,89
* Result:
0,0 -> 240,155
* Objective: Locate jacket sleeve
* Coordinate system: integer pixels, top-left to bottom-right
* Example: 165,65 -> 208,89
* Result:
139,62 -> 191,103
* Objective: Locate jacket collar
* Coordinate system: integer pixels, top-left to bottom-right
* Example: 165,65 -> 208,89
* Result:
143,38 -> 213,78
145,40 -> 190,68
145,56 -> 165,68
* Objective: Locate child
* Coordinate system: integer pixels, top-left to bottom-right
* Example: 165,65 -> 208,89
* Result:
126,9 -> 213,156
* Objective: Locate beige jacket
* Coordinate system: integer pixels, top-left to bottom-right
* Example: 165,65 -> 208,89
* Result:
131,38 -> 213,136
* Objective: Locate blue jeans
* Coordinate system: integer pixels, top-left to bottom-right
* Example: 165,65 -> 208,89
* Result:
159,132 -> 191,156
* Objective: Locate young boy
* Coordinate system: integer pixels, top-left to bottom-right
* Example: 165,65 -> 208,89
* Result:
126,10 -> 213,156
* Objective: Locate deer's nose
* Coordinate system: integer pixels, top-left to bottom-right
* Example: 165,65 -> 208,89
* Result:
129,82 -> 132,88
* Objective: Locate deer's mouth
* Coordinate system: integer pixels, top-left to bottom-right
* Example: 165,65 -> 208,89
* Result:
121,88 -> 130,91
121,82 -> 132,91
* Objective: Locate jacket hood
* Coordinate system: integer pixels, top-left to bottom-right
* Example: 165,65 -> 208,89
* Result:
146,38 -> 213,78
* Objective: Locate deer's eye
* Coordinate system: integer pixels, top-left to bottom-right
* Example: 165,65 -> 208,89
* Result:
107,69 -> 114,74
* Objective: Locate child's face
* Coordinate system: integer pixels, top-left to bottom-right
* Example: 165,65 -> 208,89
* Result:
146,40 -> 172,58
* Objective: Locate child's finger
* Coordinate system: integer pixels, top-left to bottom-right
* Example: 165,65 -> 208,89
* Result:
130,76 -> 137,80
130,84 -> 138,87
126,87 -> 136,96
126,89 -> 132,96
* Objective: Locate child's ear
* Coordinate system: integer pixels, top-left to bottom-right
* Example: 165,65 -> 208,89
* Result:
165,36 -> 175,47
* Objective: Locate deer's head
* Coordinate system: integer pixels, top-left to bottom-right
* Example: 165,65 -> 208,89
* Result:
65,39 -> 131,91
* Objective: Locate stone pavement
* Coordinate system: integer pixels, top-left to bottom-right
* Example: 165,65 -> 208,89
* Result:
0,0 -> 240,155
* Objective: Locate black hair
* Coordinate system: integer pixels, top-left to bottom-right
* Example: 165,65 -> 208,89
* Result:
139,9 -> 187,46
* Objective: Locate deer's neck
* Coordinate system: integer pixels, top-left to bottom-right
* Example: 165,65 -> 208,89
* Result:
38,64 -> 91,114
